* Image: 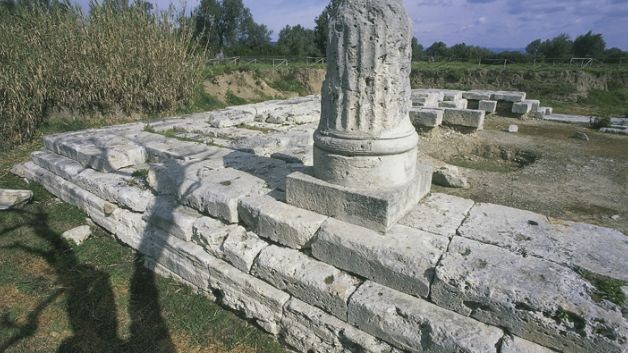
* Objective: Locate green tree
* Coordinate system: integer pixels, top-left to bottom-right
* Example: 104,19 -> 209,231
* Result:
604,48 -> 624,63
425,41 -> 448,59
313,0 -> 341,56
541,33 -> 573,59
526,39 -> 543,57
411,37 -> 423,61
276,24 -> 318,57
573,31 -> 606,58
193,0 -> 269,57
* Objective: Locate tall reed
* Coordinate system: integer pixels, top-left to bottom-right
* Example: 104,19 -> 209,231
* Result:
0,2 -> 206,150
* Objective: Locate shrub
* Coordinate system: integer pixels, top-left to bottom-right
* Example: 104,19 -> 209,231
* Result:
0,2 -> 206,150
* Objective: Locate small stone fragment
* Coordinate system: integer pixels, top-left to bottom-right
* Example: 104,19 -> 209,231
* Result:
574,132 -> 590,141
508,124 -> 519,133
61,225 -> 92,245
432,165 -> 470,189
0,189 -> 33,210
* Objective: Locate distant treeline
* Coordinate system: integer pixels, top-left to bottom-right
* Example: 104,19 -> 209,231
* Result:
190,0 -> 627,63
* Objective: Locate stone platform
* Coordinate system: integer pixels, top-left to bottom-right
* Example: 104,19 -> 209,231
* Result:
12,96 -> 628,353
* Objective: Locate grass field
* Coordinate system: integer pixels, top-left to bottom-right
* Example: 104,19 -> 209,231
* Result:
0,142 -> 286,353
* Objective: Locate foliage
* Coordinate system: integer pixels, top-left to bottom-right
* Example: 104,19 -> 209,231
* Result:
193,0 -> 271,57
313,0 -> 341,56
276,25 -> 319,57
574,31 -> 606,59
411,37 -> 423,61
0,1 -> 205,151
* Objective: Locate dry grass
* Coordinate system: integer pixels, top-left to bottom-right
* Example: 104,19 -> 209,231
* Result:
0,2 -> 206,150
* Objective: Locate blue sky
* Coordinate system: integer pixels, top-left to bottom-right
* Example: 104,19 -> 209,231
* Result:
77,0 -> 628,49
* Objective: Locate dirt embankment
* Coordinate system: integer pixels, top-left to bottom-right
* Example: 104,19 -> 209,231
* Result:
204,68 -> 325,104
204,66 -> 626,105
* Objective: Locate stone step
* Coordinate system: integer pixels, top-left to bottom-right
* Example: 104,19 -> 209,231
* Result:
312,219 -> 449,299
238,194 -> 328,250
431,236 -> 626,353
281,298 -> 400,353
32,151 -> 154,212
399,193 -> 475,238
252,245 -> 362,321
44,132 -> 146,172
348,281 -> 504,353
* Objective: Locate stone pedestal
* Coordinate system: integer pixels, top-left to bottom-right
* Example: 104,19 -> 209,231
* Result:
286,0 -> 430,232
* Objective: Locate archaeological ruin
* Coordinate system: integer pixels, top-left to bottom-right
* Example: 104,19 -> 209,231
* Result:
11,0 -> 627,352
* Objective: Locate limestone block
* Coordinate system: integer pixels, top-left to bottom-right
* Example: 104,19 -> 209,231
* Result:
501,336 -> 557,353
312,219 -> 449,298
443,90 -> 463,101
286,165 -> 432,233
61,225 -> 92,245
348,281 -> 504,353
431,237 -> 627,353
512,101 -> 533,114
0,189 -> 33,210
207,108 -> 256,128
443,109 -> 485,129
44,132 -> 146,172
124,131 -> 212,162
462,90 -> 494,101
145,228 -> 214,292
31,150 -> 85,180
221,231 -> 269,273
491,91 -> 526,102
192,216 -> 246,258
458,202 -> 628,281
182,170 -> 272,223
13,162 -> 119,233
281,298 -> 399,353
409,108 -> 443,128
252,245 -> 361,320
432,165 -> 470,189
478,100 -> 497,113
144,197 -> 202,242
238,194 -> 328,249
206,255 -> 290,335
399,193 -> 475,238
149,162 -> 273,223
32,151 -> 153,212
410,91 -> 439,108
527,99 -> 541,112
110,208 -> 148,249
438,99 -> 467,109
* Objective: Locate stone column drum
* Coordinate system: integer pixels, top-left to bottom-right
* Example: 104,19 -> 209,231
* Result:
286,0 -> 431,232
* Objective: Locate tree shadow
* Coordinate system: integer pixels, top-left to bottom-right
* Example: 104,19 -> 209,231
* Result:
0,207 -> 123,353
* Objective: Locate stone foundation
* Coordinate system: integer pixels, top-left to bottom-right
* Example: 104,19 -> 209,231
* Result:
11,96 -> 627,353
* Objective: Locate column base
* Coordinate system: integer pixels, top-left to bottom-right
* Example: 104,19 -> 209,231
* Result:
286,164 -> 432,233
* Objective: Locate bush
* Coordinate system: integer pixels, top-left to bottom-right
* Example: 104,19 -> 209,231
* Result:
0,2 -> 206,150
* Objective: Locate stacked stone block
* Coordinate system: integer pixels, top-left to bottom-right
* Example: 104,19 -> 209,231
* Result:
12,104 -> 627,352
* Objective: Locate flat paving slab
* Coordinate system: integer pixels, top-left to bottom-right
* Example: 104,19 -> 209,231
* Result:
458,202 -> 628,281
431,236 -> 627,353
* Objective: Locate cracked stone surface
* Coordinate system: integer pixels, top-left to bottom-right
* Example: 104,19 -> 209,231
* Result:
252,245 -> 361,320
458,202 -> 628,281
431,236 -> 627,353
399,193 -> 474,238
312,219 -> 448,299
348,281 -> 504,353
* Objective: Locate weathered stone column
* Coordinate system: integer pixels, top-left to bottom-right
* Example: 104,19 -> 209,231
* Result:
286,0 -> 432,232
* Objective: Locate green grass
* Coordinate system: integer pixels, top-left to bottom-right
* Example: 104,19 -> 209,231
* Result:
576,269 -> 626,307
0,146 -> 285,353
225,90 -> 249,106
